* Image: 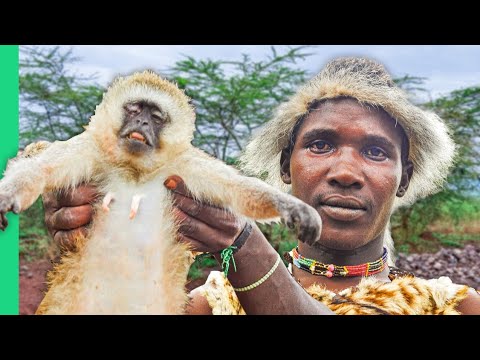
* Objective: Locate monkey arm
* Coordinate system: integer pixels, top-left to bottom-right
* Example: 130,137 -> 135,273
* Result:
0,133 -> 99,229
177,148 -> 322,246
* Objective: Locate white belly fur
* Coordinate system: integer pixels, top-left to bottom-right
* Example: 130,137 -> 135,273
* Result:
76,176 -> 178,314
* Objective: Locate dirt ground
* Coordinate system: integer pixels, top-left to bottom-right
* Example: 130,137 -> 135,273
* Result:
19,258 -> 51,315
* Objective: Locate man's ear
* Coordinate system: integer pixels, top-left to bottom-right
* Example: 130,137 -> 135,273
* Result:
280,148 -> 292,184
397,160 -> 414,197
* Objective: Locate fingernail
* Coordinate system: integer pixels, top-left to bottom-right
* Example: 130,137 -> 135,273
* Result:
164,178 -> 177,190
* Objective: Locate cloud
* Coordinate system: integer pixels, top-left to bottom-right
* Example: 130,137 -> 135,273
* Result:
49,45 -> 480,99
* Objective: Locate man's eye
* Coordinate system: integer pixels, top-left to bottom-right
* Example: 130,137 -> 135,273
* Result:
308,141 -> 333,154
364,147 -> 387,160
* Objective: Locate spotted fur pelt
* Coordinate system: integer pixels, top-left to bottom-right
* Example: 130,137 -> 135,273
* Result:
200,270 -> 471,315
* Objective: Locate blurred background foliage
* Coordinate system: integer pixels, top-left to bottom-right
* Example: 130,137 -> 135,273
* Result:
19,46 -> 479,278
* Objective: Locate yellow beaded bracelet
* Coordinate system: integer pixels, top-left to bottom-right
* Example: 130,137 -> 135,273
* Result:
233,254 -> 281,292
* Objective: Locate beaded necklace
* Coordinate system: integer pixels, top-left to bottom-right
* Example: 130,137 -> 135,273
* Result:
289,247 -> 388,277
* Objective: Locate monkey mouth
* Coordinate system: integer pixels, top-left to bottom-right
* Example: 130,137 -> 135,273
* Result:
124,131 -> 151,146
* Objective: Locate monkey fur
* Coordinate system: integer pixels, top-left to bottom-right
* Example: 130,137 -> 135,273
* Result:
0,71 -> 322,314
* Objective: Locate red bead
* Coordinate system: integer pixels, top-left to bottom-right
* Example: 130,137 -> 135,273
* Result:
328,264 -> 335,272
326,271 -> 333,278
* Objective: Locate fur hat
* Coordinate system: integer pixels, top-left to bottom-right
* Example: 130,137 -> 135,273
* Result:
240,57 -> 456,210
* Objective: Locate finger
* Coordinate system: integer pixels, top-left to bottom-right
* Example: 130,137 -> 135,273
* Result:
164,175 -> 193,198
174,207 -> 214,239
55,184 -> 100,208
174,208 -> 234,251
165,175 -> 223,211
176,234 -> 213,253
171,192 -> 239,233
47,204 -> 94,231
165,174 -> 226,214
41,191 -> 59,213
53,227 -> 88,252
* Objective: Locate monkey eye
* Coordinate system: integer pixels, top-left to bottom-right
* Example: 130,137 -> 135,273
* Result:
125,103 -> 142,115
152,111 -> 167,123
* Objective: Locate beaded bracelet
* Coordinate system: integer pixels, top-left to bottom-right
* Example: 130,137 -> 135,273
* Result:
233,254 -> 281,292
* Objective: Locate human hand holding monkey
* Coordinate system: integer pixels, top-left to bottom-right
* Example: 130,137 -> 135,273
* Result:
44,177 -> 246,254
43,184 -> 98,252
165,175 -> 247,253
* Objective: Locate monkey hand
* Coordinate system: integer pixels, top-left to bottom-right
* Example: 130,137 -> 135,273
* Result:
277,197 -> 322,246
164,175 -> 246,253
0,193 -> 20,231
43,184 -> 98,252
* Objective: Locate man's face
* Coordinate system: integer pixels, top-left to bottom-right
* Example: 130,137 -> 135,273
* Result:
282,98 -> 411,250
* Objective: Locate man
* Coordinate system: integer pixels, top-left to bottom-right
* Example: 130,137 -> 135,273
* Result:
43,57 -> 480,314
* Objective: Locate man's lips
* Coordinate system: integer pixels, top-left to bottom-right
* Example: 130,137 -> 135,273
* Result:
321,195 -> 366,210
318,195 -> 367,221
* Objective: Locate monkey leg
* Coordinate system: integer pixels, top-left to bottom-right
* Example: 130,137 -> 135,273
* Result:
226,176 -> 322,245
0,133 -> 99,230
177,149 -> 322,246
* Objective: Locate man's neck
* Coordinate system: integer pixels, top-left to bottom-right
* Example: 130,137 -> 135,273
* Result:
297,234 -> 385,265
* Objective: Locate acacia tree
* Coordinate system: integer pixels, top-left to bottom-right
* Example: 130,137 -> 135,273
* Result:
394,75 -> 429,102
391,86 -> 480,250
168,46 -> 313,162
19,46 -> 104,146
429,87 -> 480,194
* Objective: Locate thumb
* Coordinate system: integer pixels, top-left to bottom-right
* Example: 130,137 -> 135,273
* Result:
164,175 -> 192,198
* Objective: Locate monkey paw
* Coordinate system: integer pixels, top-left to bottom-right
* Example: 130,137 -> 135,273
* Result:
278,198 -> 322,246
0,193 -> 20,231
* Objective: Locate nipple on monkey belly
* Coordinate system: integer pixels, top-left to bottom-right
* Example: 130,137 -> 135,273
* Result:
129,194 -> 145,220
102,191 -> 145,220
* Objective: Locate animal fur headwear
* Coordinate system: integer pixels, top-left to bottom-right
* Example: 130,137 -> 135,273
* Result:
240,57 -> 456,210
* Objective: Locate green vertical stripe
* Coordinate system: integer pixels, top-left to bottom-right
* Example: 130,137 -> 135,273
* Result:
0,46 -> 19,314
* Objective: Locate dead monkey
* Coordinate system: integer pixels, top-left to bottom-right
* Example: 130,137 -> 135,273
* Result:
0,71 -> 322,314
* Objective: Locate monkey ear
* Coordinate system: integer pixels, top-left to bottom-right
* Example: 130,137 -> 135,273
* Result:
280,148 -> 292,185
397,160 -> 414,197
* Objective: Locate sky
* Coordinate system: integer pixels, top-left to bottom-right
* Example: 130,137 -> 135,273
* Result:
53,45 -> 480,102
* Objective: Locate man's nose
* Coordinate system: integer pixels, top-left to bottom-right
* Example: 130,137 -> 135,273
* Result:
325,149 -> 365,189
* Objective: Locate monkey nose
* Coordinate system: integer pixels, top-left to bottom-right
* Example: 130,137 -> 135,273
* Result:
136,118 -> 149,126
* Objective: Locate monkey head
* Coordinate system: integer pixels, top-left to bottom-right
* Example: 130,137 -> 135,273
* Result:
87,71 -> 196,169
118,101 -> 167,154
